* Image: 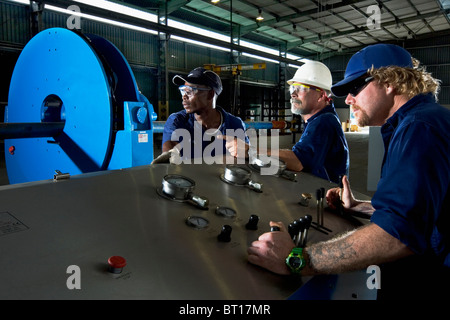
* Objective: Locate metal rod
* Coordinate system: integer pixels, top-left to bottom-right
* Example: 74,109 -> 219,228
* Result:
0,122 -> 65,139
152,120 -> 290,133
320,187 -> 325,226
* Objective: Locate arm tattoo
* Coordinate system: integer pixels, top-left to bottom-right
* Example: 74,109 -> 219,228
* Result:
305,229 -> 360,274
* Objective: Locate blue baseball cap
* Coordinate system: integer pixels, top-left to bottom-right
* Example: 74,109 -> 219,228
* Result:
331,44 -> 413,97
173,67 -> 223,95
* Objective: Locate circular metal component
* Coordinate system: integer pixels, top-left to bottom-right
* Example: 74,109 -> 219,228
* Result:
161,174 -> 195,200
5,28 -> 114,184
215,206 -> 237,218
159,174 -> 209,208
249,158 -> 296,181
5,28 -> 146,184
156,187 -> 185,202
222,165 -> 252,185
220,164 -> 263,192
186,216 -> 209,229
299,193 -> 312,206
249,158 -> 286,175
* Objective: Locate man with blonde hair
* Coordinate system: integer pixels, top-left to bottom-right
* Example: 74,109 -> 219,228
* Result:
248,44 -> 449,299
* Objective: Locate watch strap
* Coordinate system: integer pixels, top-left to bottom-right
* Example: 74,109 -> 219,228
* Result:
285,247 -> 305,274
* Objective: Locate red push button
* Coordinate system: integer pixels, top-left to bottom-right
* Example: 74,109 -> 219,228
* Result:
9,146 -> 15,155
108,256 -> 127,274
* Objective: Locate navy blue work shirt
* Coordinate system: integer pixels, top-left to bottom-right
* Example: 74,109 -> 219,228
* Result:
370,93 -> 450,299
291,104 -> 349,183
162,106 -> 248,160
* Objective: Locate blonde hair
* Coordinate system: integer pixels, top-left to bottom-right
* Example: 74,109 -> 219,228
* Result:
368,58 -> 441,100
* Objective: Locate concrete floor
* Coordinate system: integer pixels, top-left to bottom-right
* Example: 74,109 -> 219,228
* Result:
271,128 -> 375,197
0,130 -> 376,197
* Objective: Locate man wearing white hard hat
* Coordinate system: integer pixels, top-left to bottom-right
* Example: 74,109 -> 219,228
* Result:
225,60 -> 349,184
287,60 -> 349,183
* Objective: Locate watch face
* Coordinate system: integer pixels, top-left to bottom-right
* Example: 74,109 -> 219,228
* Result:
288,257 -> 301,269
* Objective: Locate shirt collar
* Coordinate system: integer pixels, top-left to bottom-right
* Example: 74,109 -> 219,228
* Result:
189,106 -> 225,129
383,93 -> 435,131
307,103 -> 336,123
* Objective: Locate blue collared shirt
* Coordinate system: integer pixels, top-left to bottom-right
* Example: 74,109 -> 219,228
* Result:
291,104 -> 349,183
371,94 -> 450,267
162,106 -> 248,159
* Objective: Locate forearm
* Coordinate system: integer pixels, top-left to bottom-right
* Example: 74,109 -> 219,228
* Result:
346,200 -> 375,216
301,223 -> 413,276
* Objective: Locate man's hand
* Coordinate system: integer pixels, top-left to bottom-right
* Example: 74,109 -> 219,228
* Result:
326,175 -> 375,216
218,135 -> 250,159
151,146 -> 182,164
325,175 -> 356,210
247,221 -> 295,275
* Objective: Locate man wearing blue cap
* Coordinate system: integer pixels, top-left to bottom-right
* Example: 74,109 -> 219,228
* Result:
247,44 -> 449,299
153,67 -> 248,163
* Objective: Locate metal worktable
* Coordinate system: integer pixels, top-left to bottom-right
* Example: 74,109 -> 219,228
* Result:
0,162 -> 375,300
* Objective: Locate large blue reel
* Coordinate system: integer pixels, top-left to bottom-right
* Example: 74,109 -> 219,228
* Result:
5,28 -> 156,184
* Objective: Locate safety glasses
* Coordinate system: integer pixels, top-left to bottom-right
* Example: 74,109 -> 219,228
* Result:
348,76 -> 374,97
178,85 -> 211,97
289,83 -> 323,95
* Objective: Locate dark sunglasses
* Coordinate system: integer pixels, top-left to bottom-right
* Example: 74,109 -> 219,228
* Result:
349,76 -> 374,97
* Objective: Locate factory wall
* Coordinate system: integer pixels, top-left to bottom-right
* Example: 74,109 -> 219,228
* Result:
0,0 -> 293,122
1,0 -> 449,122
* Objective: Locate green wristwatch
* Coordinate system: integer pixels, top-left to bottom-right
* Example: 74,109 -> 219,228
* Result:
285,247 -> 306,274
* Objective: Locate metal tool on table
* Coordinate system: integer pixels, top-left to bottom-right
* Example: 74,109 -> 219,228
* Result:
302,215 -> 312,247
220,164 -> 263,192
311,188 -> 332,234
288,215 -> 312,248
249,158 -> 297,182
157,174 -> 209,209
299,192 -> 312,206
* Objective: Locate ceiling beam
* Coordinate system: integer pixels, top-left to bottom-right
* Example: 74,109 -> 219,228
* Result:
309,28 -> 450,61
239,0 -> 362,35
286,7 -> 450,50
36,0 -> 305,66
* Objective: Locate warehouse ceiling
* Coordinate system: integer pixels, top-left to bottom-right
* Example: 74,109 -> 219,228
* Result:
116,0 -> 450,60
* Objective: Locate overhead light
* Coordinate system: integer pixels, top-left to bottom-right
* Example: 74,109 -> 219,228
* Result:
10,0 -> 297,63
256,9 -> 264,21
211,0 -> 220,4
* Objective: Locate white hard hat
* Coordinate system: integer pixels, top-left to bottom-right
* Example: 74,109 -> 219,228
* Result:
287,60 -> 332,92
